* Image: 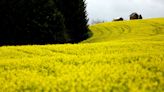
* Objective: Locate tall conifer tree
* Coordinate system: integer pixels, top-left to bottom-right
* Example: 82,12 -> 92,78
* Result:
56,0 -> 90,43
0,0 -> 90,45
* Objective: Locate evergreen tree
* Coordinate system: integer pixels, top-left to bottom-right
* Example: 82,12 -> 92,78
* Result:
139,15 -> 143,19
56,0 -> 91,43
0,0 -> 91,45
0,0 -> 68,45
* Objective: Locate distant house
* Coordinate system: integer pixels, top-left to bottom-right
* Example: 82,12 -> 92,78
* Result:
130,12 -> 143,20
113,17 -> 124,21
130,12 -> 139,20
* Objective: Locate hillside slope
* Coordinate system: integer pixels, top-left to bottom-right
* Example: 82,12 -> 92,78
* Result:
0,18 -> 164,92
83,18 -> 164,43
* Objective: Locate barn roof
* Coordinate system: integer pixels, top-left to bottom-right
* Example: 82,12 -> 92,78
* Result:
130,12 -> 138,16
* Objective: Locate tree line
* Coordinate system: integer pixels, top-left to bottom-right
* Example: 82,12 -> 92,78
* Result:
0,0 -> 91,45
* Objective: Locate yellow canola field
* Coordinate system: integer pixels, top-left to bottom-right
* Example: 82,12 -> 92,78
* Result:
0,18 -> 164,92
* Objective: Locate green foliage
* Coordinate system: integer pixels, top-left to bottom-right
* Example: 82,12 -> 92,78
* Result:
0,0 -> 68,45
56,0 -> 90,42
0,18 -> 164,91
0,0 -> 90,45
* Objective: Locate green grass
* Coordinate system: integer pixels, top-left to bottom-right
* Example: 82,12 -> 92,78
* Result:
0,18 -> 164,92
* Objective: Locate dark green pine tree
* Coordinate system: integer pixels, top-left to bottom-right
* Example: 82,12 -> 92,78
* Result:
56,0 -> 91,43
0,0 -> 68,45
0,0 -> 91,45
